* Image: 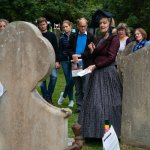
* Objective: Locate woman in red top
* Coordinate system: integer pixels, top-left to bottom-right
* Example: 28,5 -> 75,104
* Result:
78,10 -> 122,139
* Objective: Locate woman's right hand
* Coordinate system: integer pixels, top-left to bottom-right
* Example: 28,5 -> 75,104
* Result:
88,42 -> 95,53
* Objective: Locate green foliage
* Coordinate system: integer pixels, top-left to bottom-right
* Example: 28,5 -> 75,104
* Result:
0,0 -> 102,25
126,16 -> 138,28
102,0 -> 150,33
0,0 -> 41,21
0,0 -> 150,35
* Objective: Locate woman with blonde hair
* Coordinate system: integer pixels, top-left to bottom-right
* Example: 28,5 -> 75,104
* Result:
77,10 -> 122,139
116,23 -> 131,81
57,20 -> 75,107
117,23 -> 131,52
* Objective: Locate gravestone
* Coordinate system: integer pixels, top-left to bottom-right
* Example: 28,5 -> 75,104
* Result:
0,21 -> 71,150
121,45 -> 150,149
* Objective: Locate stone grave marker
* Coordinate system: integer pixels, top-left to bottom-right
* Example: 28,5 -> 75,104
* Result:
121,45 -> 150,149
0,21 -> 71,150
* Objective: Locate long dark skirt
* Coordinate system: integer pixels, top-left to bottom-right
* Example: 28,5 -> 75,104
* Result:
78,64 -> 122,138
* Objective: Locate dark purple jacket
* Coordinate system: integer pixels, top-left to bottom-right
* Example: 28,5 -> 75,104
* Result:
126,37 -> 132,45
92,34 -> 120,68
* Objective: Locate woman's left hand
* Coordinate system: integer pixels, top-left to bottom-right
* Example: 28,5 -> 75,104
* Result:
88,65 -> 96,72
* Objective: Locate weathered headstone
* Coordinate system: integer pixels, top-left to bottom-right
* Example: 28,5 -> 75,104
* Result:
121,45 -> 150,149
0,21 -> 71,150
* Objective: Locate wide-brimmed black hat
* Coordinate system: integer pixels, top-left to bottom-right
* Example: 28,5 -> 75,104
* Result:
92,10 -> 113,28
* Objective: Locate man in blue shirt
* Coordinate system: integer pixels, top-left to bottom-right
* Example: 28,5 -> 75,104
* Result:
67,18 -> 95,112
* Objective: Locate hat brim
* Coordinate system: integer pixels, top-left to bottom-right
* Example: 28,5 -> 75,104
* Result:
91,10 -> 113,28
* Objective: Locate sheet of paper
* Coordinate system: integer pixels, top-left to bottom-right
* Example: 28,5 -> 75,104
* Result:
71,59 -> 83,77
0,82 -> 4,97
102,125 -> 120,150
77,68 -> 92,77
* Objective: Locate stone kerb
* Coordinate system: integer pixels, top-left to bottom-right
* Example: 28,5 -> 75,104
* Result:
121,45 -> 150,149
0,21 -> 71,150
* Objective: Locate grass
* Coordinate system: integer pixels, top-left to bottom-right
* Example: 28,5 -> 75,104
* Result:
37,68 -> 145,150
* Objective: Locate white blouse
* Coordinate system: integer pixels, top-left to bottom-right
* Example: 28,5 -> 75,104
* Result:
119,40 -> 126,52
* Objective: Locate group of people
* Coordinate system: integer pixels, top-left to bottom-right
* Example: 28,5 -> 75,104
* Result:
116,23 -> 150,81
36,12 -> 150,140
1,11 -> 150,141
116,22 -> 150,54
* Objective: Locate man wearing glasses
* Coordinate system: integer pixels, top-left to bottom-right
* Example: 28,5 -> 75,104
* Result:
67,18 -> 95,113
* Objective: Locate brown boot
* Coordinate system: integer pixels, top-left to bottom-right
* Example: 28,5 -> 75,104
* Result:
72,123 -> 84,149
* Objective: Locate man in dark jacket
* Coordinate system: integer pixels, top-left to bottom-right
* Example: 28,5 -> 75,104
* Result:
37,17 -> 60,104
67,18 -> 95,112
